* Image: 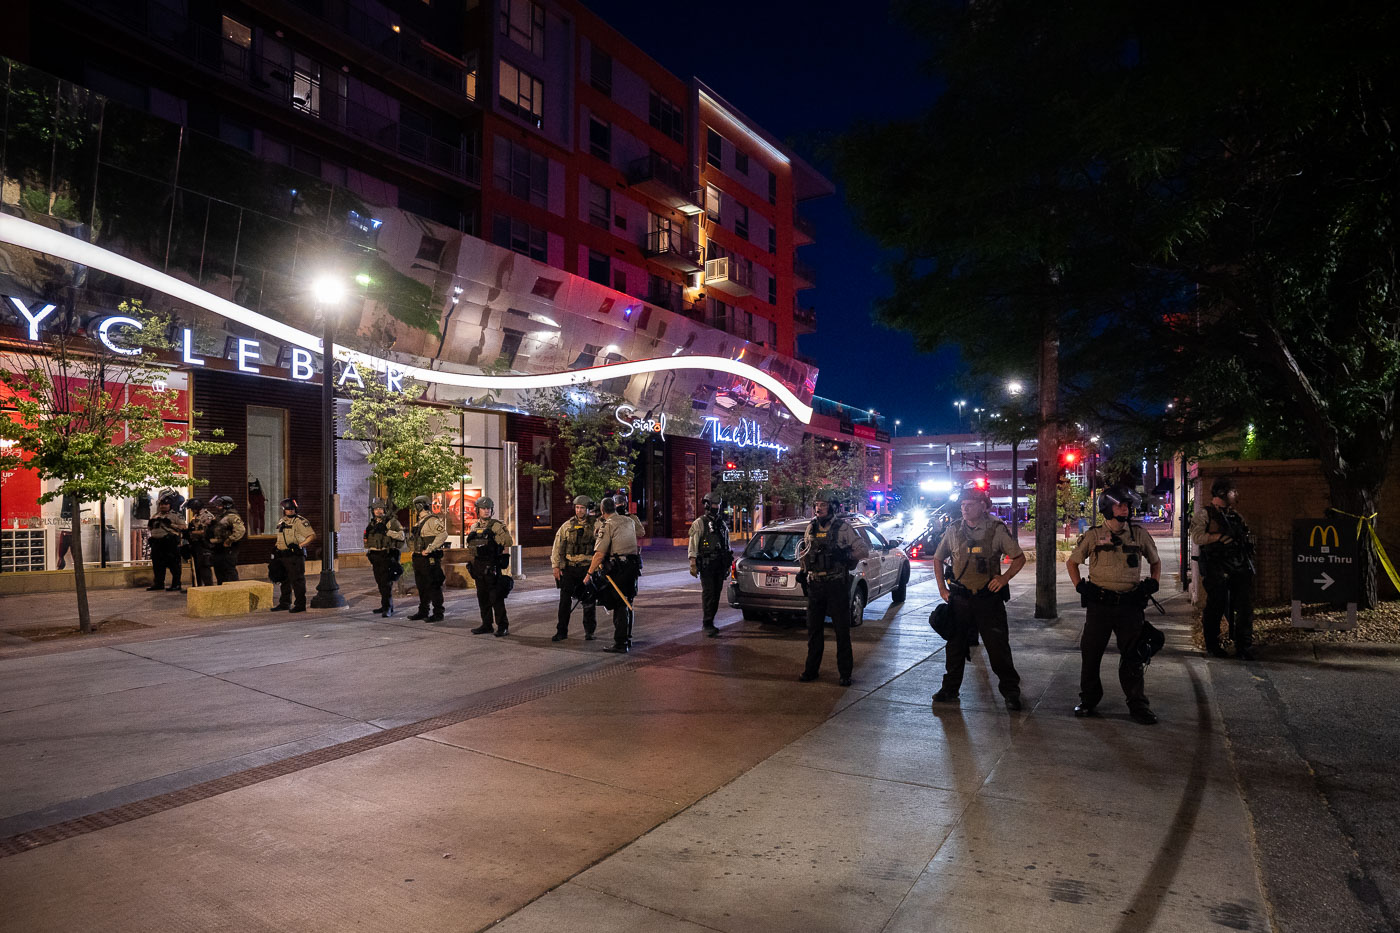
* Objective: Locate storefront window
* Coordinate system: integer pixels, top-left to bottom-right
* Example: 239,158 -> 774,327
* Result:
246,406 -> 287,536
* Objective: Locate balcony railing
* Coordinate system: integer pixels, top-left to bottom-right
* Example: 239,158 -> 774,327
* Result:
704,256 -> 753,298
793,305 -> 817,333
793,256 -> 816,289
793,210 -> 816,244
626,153 -> 702,214
643,229 -> 703,273
86,0 -> 478,182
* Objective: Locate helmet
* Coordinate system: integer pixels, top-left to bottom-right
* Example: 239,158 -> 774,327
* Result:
211,495 -> 235,511
279,497 -> 298,511
370,498 -> 389,512
1098,485 -> 1139,520
702,494 -> 718,508
960,483 -> 991,505
185,498 -> 205,512
156,492 -> 181,510
476,497 -> 495,512
412,495 -> 432,512
1210,476 -> 1234,499
572,494 -> 592,508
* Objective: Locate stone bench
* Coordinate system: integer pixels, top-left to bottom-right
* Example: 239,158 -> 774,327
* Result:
186,580 -> 276,618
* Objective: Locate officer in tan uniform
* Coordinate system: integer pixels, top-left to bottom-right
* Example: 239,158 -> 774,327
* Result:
1066,485 -> 1163,724
932,485 -> 1026,708
407,495 -> 448,622
184,499 -> 215,587
551,495 -> 598,641
688,495 -> 732,636
146,493 -> 188,592
270,497 -> 315,613
589,497 -> 641,653
797,495 -> 870,686
364,498 -> 404,617
207,496 -> 247,583
466,497 -> 514,636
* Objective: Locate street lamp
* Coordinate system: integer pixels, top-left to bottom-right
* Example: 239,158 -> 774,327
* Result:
310,274 -> 348,609
953,399 -> 966,430
894,419 -> 901,437
1007,380 -> 1024,395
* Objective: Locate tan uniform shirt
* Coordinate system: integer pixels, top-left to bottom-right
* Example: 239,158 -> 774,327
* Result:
210,511 -> 246,546
187,509 -> 215,546
1189,504 -> 1242,548
364,517 -> 404,551
147,510 -> 187,540
467,517 -> 515,577
552,516 -> 598,569
799,517 -> 870,578
933,519 -> 1023,592
409,512 -> 448,554
594,512 -> 640,560
274,515 -> 315,551
1068,522 -> 1160,592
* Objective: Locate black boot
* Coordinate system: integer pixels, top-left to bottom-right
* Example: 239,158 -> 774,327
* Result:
408,608 -> 430,621
427,610 -> 445,623
382,598 -> 394,618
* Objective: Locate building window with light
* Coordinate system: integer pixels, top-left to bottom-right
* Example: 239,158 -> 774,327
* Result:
498,59 -> 544,126
705,184 -> 722,222
500,0 -> 545,56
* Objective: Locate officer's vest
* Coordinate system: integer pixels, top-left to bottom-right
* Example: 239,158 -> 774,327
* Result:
212,512 -> 245,545
469,519 -> 505,564
364,518 -> 400,550
697,515 -> 727,561
806,518 -> 852,574
1200,506 -> 1250,570
411,514 -> 442,551
563,518 -> 596,561
945,521 -> 1002,582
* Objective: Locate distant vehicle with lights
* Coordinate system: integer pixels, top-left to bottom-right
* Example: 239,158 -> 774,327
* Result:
727,514 -> 911,623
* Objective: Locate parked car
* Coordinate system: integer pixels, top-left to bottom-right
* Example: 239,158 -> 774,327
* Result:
727,515 -> 911,623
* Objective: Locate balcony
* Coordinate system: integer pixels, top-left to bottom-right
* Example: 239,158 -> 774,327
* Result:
643,230 -> 704,274
793,210 -> 816,245
793,256 -> 816,290
626,153 -> 703,215
704,256 -> 753,298
84,0 -> 479,183
794,305 -> 817,334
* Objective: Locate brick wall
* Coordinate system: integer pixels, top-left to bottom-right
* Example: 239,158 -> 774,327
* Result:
668,436 -> 712,537
505,413 -> 572,548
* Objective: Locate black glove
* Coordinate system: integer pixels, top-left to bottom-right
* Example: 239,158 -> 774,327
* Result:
1139,578 -> 1160,595
1075,579 -> 1088,594
795,569 -> 808,587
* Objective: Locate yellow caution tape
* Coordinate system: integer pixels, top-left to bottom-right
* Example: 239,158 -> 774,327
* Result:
1327,508 -> 1400,593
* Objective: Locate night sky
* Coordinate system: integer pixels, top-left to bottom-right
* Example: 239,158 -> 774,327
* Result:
582,0 -> 966,434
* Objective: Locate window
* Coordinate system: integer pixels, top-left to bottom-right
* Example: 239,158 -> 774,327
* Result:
735,150 -> 749,175
221,15 -> 251,75
246,407 -> 287,536
492,215 -> 547,260
735,203 -> 748,240
500,0 -> 545,55
493,137 -> 548,207
590,45 -> 612,95
416,235 -> 447,264
588,116 -> 611,162
499,59 -> 544,126
649,91 -> 684,143
768,170 -> 777,205
219,117 -> 253,151
705,184 -> 721,222
768,225 -> 776,254
498,329 -> 525,367
588,181 -> 610,229
707,128 -> 723,168
707,298 -> 730,332
588,249 -> 610,285
768,273 -> 777,305
291,54 -> 321,116
613,270 -> 627,293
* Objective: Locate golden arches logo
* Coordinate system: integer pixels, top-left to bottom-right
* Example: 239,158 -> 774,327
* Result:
1309,525 -> 1340,548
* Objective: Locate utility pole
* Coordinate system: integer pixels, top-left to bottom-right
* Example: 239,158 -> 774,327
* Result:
1034,310 -> 1059,619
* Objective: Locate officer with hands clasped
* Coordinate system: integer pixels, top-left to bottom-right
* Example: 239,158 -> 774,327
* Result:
551,495 -> 598,642
467,497 -> 514,636
1190,476 -> 1255,660
407,495 -> 448,622
1066,485 -> 1163,725
688,495 -> 732,637
364,498 -> 405,617
207,495 -> 247,583
931,486 -> 1026,709
796,496 -> 869,687
184,498 -> 215,587
589,496 -> 641,653
270,498 -> 315,613
146,493 -> 187,592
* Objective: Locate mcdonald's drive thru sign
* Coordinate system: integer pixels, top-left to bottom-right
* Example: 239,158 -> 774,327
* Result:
1292,518 -> 1357,603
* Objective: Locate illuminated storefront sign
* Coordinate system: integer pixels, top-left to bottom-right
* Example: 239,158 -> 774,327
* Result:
0,215 -> 816,423
702,416 -> 788,459
721,469 -> 769,481
614,404 -> 667,440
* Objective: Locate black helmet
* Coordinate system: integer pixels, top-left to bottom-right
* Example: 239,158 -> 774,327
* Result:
370,497 -> 390,512
1098,485 -> 1138,520
572,494 -> 592,508
960,482 -> 991,505
156,492 -> 181,510
211,495 -> 235,511
279,497 -> 298,511
412,495 -> 432,512
185,498 -> 205,512
1210,476 -> 1234,499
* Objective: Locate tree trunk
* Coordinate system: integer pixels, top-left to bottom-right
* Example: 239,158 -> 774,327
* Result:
1035,314 -> 1060,619
1324,478 -> 1381,609
69,502 -> 93,634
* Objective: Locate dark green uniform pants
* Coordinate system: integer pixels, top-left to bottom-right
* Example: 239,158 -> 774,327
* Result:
211,544 -> 239,583
941,593 -> 1020,698
368,550 -> 398,608
606,558 -> 640,647
804,574 -> 853,679
557,564 -> 596,636
412,552 -> 444,614
1201,563 -> 1254,652
274,549 -> 306,609
1081,602 -> 1149,711
473,567 -> 512,631
698,558 -> 729,628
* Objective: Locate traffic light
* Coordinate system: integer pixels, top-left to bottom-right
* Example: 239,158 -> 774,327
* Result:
1061,449 -> 1079,467
725,460 -> 737,470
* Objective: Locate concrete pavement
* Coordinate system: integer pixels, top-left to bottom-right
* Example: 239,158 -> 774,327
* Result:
0,535 -> 1370,932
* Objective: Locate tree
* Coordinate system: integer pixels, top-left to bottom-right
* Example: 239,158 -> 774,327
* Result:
0,300 -> 235,633
341,377 -> 473,509
768,437 -> 866,518
836,0 -> 1400,606
519,387 -> 638,507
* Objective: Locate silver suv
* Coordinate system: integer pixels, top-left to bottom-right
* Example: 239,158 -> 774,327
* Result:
727,515 -> 911,622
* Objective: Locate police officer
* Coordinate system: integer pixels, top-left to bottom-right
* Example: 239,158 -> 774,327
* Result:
270,498 -> 315,613
207,495 -> 247,583
184,498 -> 215,587
796,496 -> 870,686
932,486 -> 1026,708
1066,485 -> 1163,725
589,496 -> 641,653
407,495 -> 448,622
688,495 -> 732,636
551,495 -> 598,641
146,493 -> 187,592
1191,477 -> 1255,660
364,498 -> 404,617
465,497 -> 514,636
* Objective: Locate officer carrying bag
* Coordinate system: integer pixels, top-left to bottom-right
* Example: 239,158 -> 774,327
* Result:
928,603 -> 954,640
267,554 -> 286,583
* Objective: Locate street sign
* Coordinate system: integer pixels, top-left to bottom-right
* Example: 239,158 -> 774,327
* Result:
1292,518 -> 1358,604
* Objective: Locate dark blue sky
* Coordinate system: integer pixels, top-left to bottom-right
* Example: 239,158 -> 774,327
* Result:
583,0 -> 968,434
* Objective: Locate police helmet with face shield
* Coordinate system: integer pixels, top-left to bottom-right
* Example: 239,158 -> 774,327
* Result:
1098,485 -> 1139,520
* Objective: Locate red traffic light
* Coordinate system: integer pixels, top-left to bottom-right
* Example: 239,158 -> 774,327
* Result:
1061,450 -> 1079,466
726,461 -> 736,469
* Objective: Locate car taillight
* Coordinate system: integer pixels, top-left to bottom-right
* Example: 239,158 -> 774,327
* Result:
731,562 -> 738,581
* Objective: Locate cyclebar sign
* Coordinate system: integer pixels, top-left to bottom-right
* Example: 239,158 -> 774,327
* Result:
1292,518 -> 1357,603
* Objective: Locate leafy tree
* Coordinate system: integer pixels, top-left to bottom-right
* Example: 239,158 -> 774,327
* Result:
836,0 -> 1400,606
768,436 -> 866,518
341,377 -> 472,510
0,300 -> 235,633
519,387 -> 638,507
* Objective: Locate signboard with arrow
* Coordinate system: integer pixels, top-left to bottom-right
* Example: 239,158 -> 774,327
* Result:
1292,518 -> 1357,628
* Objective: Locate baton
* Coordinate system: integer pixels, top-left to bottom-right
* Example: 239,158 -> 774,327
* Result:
604,573 -> 634,612
1147,594 -> 1165,615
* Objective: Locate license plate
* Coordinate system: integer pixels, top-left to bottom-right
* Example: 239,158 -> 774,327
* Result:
765,572 -> 786,587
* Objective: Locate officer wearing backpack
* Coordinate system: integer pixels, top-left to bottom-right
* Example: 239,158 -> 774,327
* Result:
796,495 -> 870,686
551,495 -> 598,641
207,496 -> 247,583
466,497 -> 514,636
688,495 -> 733,637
